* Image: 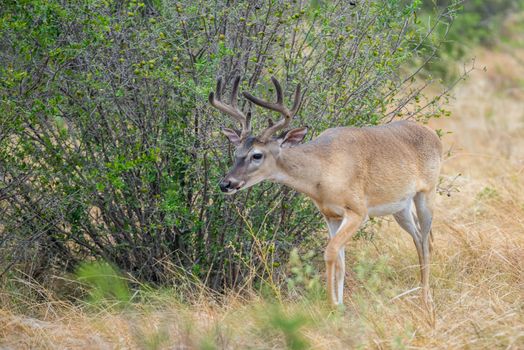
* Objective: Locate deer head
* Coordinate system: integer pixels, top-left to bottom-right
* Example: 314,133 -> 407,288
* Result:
209,76 -> 306,194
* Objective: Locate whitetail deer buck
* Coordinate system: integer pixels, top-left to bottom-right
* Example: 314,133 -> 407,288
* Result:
209,76 -> 442,307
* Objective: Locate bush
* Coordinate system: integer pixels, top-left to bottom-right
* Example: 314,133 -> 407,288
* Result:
0,0 -> 453,291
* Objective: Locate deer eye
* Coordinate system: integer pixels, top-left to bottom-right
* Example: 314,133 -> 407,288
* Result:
252,153 -> 263,160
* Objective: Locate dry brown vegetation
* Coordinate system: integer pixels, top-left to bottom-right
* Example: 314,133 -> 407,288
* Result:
2,29 -> 524,350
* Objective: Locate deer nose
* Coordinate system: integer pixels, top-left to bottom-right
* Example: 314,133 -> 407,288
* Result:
219,180 -> 231,192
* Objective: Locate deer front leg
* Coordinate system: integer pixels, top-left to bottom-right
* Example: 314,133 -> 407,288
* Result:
326,219 -> 350,305
325,218 -> 343,304
324,210 -> 364,306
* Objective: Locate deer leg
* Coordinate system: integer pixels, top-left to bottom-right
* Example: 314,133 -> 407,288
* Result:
414,190 -> 435,307
326,257 -> 337,305
336,248 -> 345,305
412,208 -> 434,253
393,200 -> 424,282
324,211 -> 364,305
325,218 -> 345,305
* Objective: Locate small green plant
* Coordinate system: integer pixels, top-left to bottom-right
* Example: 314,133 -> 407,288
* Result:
286,248 -> 322,300
75,261 -> 131,308
354,251 -> 394,294
259,303 -> 310,350
477,186 -> 499,201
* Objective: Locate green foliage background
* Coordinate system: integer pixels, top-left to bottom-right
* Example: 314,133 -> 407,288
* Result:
423,0 -> 524,79
1,0 -> 455,291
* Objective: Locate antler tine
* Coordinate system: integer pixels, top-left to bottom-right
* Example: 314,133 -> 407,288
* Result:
230,76 -> 240,108
215,77 -> 223,100
209,76 -> 251,138
272,76 -> 283,105
242,76 -> 302,140
245,111 -> 252,132
208,77 -> 223,109
290,83 -> 302,115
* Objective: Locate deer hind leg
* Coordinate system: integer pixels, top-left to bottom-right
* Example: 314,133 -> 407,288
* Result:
326,218 -> 344,305
393,200 -> 424,282
324,211 -> 363,305
414,189 -> 435,307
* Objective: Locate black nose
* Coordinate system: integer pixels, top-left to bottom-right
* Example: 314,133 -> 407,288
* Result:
219,180 -> 231,192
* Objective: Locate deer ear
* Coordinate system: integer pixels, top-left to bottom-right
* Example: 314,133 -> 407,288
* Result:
279,127 -> 308,148
221,128 -> 242,146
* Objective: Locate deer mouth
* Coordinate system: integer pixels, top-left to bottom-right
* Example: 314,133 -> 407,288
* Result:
236,181 -> 246,190
222,180 -> 246,195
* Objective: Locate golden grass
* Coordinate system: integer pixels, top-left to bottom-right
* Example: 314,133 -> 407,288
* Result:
2,39 -> 524,350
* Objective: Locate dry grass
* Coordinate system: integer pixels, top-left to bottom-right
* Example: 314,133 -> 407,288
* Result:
2,35 -> 524,350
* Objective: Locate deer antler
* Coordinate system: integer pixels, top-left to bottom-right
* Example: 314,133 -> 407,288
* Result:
209,76 -> 251,139
243,76 -> 301,141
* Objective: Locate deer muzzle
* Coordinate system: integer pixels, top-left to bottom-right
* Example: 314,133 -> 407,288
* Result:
219,178 -> 246,193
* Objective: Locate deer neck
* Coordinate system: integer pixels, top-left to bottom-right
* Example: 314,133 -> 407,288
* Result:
271,145 -> 323,200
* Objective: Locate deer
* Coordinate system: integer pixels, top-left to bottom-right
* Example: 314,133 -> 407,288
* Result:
209,75 -> 442,308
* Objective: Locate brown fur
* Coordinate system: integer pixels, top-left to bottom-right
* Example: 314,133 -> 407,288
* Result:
276,121 -> 442,217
